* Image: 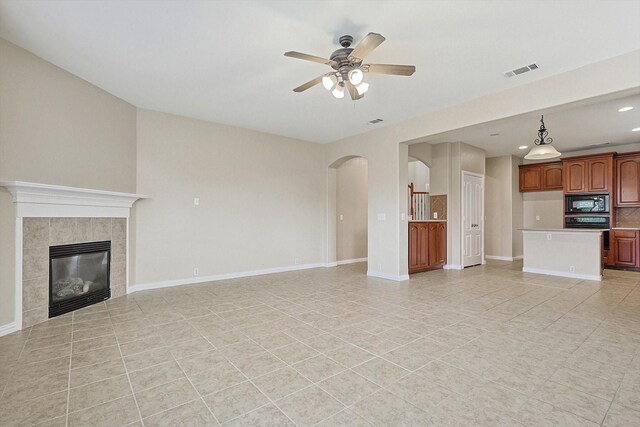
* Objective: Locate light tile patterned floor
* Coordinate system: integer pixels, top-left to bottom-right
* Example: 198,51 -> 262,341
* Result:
1,261 -> 640,426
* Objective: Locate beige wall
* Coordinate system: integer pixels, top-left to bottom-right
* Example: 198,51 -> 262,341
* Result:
133,110 -> 326,285
0,194 -> 15,325
485,156 -> 513,258
485,155 -> 523,259
0,38 -> 137,192
511,156 -> 524,257
336,157 -> 368,261
523,191 -> 564,229
408,160 -> 429,193
0,38 -> 137,327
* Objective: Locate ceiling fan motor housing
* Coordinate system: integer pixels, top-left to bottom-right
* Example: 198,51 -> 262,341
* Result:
339,35 -> 353,47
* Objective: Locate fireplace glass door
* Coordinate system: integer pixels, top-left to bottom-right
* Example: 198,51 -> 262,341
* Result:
49,241 -> 111,317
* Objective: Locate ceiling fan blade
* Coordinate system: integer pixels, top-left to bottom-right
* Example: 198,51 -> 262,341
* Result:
285,51 -> 337,67
349,32 -> 385,61
293,75 -> 324,92
365,64 -> 416,76
345,82 -> 364,100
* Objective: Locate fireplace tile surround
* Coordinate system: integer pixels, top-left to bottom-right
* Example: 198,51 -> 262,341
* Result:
22,217 -> 127,327
0,181 -> 145,335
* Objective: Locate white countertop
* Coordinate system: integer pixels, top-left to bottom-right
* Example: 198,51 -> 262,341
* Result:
612,227 -> 640,231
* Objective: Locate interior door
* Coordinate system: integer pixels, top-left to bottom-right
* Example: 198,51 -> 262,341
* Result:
463,172 -> 483,267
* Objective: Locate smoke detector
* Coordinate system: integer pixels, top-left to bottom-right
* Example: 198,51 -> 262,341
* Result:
504,63 -> 539,78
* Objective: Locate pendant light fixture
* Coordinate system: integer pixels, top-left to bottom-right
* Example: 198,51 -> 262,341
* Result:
524,115 -> 561,160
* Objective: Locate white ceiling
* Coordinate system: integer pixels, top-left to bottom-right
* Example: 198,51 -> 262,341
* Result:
1,0 -> 639,144
416,91 -> 640,158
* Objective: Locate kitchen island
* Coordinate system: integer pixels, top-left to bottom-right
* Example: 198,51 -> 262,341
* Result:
521,228 -> 603,281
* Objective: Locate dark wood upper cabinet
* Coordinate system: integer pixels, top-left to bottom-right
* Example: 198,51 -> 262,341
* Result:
408,222 -> 446,273
563,154 -> 613,194
518,162 -> 562,192
519,165 -> 542,192
563,160 -> 587,193
616,153 -> 640,206
541,163 -> 563,190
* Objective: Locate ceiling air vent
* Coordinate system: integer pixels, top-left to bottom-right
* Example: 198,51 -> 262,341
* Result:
367,118 -> 384,125
504,63 -> 539,78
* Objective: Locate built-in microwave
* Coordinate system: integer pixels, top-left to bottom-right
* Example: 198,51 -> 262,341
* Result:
565,194 -> 609,214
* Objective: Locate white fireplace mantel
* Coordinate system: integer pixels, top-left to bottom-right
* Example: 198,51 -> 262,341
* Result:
0,181 -> 147,218
0,181 -> 147,336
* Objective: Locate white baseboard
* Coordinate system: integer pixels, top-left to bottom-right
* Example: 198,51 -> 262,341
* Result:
522,267 -> 601,281
130,262 -> 327,292
485,255 -> 524,262
0,321 -> 19,337
366,270 -> 410,282
324,262 -> 338,267
337,257 -> 367,265
443,264 -> 463,270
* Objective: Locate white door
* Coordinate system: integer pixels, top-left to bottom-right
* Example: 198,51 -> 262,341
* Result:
462,172 -> 483,267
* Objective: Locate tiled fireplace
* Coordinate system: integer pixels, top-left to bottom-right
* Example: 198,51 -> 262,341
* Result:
23,218 -> 125,326
0,181 -> 145,333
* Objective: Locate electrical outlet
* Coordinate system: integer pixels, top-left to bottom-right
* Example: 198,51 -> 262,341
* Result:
194,197 -> 200,206
378,263 -> 382,270
433,212 -> 438,219
569,266 -> 575,273
294,258 -> 299,265
193,268 -> 199,276
401,213 -> 406,221
547,234 -> 552,240
339,214 -> 344,221
536,215 -> 540,221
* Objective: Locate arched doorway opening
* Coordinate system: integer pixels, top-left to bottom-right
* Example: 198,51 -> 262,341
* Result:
408,156 -> 431,220
327,156 -> 368,271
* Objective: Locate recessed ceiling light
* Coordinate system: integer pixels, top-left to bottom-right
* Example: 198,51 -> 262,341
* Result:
518,145 -> 528,150
618,106 -> 634,112
490,133 -> 500,137
632,127 -> 640,132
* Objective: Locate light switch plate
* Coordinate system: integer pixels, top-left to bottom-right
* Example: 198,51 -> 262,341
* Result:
194,197 -> 200,206
377,213 -> 386,221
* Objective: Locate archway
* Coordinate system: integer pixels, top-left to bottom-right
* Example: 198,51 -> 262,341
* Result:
327,156 -> 369,271
407,156 -> 431,220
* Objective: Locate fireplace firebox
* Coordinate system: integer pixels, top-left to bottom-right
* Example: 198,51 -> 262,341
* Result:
49,241 -> 111,317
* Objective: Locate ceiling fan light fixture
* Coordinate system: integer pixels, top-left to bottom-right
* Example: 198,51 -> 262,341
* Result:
355,81 -> 369,95
332,84 -> 345,99
348,68 -> 364,85
322,74 -> 337,91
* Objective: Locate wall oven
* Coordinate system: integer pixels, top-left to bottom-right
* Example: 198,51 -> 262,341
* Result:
565,194 -> 609,214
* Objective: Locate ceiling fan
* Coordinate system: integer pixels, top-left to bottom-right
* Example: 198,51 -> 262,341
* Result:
285,33 -> 416,100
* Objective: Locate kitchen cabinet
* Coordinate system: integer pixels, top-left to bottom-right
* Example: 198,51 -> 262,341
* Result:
409,221 -> 446,273
563,154 -> 614,194
616,153 -> 640,206
612,230 -> 639,268
518,162 -> 563,192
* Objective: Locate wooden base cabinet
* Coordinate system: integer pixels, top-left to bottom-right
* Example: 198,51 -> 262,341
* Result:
613,230 -> 640,268
409,222 -> 446,273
